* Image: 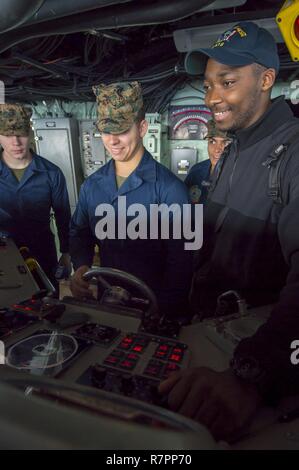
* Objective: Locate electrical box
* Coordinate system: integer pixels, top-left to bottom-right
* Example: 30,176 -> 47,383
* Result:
143,124 -> 162,162
144,113 -> 163,162
32,118 -> 83,213
171,148 -> 198,181
79,119 -> 107,178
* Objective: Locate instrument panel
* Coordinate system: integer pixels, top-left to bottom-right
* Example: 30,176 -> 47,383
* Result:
1,238 -> 299,450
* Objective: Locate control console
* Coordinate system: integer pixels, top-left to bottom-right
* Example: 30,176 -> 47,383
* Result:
1,294 -> 190,408
77,332 -> 189,404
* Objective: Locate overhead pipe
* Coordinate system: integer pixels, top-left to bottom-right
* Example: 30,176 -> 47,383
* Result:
0,0 -> 45,33
0,0 -> 215,54
24,0 -> 132,25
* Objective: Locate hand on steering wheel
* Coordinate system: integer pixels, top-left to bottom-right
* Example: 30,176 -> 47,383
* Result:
82,267 -> 159,320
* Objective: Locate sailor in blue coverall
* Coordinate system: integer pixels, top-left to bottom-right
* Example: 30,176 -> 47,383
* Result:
185,119 -> 231,204
0,104 -> 71,287
70,81 -> 192,317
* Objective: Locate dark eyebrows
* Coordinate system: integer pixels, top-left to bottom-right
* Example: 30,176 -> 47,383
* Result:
204,69 -> 241,80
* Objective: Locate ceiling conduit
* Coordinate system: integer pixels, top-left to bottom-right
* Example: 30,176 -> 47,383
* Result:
24,0 -> 133,25
0,0 -> 45,33
0,0 -> 215,54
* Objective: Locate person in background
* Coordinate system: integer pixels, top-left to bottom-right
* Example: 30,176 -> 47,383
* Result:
70,81 -> 192,318
0,103 -> 71,290
185,119 -> 231,204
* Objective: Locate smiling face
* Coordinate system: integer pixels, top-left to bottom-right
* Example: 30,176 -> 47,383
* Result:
203,59 -> 275,132
101,120 -> 148,165
0,134 -> 31,164
207,136 -> 231,168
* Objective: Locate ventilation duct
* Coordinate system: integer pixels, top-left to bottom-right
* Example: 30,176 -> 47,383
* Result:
23,0 -> 248,27
0,0 -> 215,53
25,0 -> 133,26
0,0 -> 45,33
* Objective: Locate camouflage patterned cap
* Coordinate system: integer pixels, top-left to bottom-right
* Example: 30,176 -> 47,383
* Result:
0,104 -> 32,137
92,81 -> 144,134
205,119 -> 229,139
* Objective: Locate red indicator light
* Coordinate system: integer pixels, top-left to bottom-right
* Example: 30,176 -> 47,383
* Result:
155,351 -> 167,358
119,360 -> 135,369
164,363 -> 180,378
123,337 -> 133,343
132,345 -> 143,353
127,353 -> 139,361
295,16 -> 299,41
169,354 -> 181,362
119,342 -> 131,349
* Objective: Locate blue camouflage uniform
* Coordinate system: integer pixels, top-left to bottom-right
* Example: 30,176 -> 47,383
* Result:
0,152 -> 71,282
70,150 -> 193,317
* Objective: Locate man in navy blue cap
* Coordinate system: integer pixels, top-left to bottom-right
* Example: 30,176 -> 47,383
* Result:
159,21 -> 299,441
185,21 -> 280,78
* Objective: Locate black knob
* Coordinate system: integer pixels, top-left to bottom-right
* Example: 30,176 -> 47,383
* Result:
91,365 -> 107,387
120,375 -> 134,395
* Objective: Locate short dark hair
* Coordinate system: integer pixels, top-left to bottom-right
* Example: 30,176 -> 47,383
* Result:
135,106 -> 145,123
252,63 -> 269,78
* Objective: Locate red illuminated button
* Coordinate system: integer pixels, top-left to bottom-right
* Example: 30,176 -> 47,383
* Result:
122,336 -> 134,344
144,365 -> 163,377
144,366 -> 159,377
118,341 -> 132,350
158,344 -> 169,352
163,363 -> 180,378
119,359 -> 135,370
104,355 -> 120,366
144,360 -> 164,377
169,354 -> 182,363
154,344 -> 170,359
132,344 -> 144,353
154,350 -> 168,359
172,347 -> 183,354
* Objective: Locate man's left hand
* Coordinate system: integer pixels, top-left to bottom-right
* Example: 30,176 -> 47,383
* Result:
158,367 -> 262,442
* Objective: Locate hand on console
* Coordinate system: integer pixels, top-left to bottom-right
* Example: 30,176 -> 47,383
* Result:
158,366 -> 262,442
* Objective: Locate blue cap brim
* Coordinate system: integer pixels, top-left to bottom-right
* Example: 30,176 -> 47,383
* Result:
185,48 -> 255,75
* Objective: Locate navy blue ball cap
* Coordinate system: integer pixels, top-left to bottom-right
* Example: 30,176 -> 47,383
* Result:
185,21 -> 280,75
